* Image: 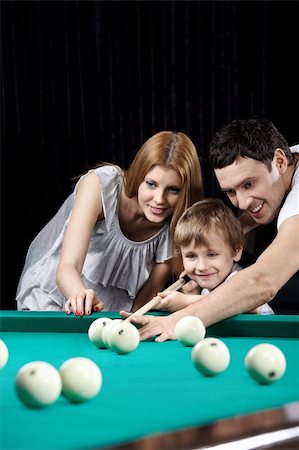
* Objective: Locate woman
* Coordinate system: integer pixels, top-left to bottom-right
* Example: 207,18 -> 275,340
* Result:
16,131 -> 203,315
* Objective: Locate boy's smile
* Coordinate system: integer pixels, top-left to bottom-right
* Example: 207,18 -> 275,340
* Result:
180,229 -> 242,292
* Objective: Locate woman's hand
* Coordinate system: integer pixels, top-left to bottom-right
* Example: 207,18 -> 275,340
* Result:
64,288 -> 104,316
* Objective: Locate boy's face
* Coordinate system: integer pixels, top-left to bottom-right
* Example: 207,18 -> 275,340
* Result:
180,231 -> 242,292
214,153 -> 287,225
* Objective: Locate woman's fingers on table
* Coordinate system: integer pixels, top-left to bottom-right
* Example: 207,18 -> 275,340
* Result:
92,298 -> 105,313
64,299 -> 72,314
64,289 -> 104,316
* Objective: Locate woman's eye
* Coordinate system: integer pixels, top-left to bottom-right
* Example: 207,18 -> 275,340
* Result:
168,187 -> 181,194
146,181 -> 156,189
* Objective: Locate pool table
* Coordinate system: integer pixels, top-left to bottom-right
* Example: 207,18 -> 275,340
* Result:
0,311 -> 298,450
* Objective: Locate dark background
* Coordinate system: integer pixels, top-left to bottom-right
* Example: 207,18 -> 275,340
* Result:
1,1 -> 298,311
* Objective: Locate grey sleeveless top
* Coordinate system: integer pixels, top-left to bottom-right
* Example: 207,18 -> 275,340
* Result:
16,166 -> 173,311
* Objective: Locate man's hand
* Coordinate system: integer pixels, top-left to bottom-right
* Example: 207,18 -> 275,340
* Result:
119,312 -> 177,342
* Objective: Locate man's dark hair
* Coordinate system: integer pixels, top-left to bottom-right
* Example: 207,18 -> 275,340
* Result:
209,117 -> 292,171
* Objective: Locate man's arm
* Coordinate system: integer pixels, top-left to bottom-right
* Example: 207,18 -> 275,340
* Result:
124,215 -> 299,341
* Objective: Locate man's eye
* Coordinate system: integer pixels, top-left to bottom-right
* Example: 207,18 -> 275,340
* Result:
226,190 -> 235,197
244,182 -> 254,189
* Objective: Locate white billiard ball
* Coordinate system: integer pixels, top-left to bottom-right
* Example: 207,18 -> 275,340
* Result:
0,339 -> 9,368
59,357 -> 102,403
175,316 -> 206,346
88,317 -> 113,348
101,319 -> 123,348
108,321 -> 140,354
15,361 -> 62,408
245,343 -> 286,384
192,337 -> 230,376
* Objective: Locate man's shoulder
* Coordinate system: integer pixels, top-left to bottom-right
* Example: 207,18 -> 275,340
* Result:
290,143 -> 299,153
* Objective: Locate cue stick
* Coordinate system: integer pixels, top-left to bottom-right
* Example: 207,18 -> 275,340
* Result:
127,274 -> 190,319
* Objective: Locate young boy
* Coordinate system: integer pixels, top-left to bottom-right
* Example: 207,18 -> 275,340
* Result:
154,198 -> 273,314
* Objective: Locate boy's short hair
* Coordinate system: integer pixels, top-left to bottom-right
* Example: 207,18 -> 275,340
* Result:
174,198 -> 244,254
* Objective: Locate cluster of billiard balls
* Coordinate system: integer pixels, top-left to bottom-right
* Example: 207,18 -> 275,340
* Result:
87,317 -> 140,353
174,316 -> 287,383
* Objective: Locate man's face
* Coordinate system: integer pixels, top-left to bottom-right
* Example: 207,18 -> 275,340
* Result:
214,155 -> 286,225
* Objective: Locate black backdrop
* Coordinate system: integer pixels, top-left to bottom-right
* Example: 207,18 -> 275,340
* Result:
1,1 -> 298,310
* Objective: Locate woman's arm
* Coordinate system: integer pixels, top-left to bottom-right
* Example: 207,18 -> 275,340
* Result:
56,172 -> 105,315
130,262 -> 172,312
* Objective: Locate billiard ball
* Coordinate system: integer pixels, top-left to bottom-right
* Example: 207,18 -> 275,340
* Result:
108,321 -> 140,354
101,319 -> 123,348
175,316 -> 206,346
59,357 -> 102,403
15,361 -> 62,408
245,343 -> 286,384
0,338 -> 9,369
192,337 -> 230,376
88,317 -> 113,348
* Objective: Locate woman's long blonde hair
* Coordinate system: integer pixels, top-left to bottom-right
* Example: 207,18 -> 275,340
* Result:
124,131 -> 203,236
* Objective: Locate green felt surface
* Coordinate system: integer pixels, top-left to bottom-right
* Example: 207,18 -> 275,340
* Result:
0,312 -> 298,450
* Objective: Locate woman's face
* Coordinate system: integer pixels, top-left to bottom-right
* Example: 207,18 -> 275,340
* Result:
137,165 -> 182,224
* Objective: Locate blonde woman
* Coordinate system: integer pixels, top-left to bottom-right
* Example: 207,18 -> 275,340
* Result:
16,131 -> 203,315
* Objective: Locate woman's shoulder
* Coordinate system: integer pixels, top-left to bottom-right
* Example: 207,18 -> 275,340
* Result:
95,164 -> 123,188
88,164 -> 123,188
75,164 -> 123,192
91,164 -> 123,177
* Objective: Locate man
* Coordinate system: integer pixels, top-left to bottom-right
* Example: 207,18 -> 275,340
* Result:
120,117 -> 299,341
